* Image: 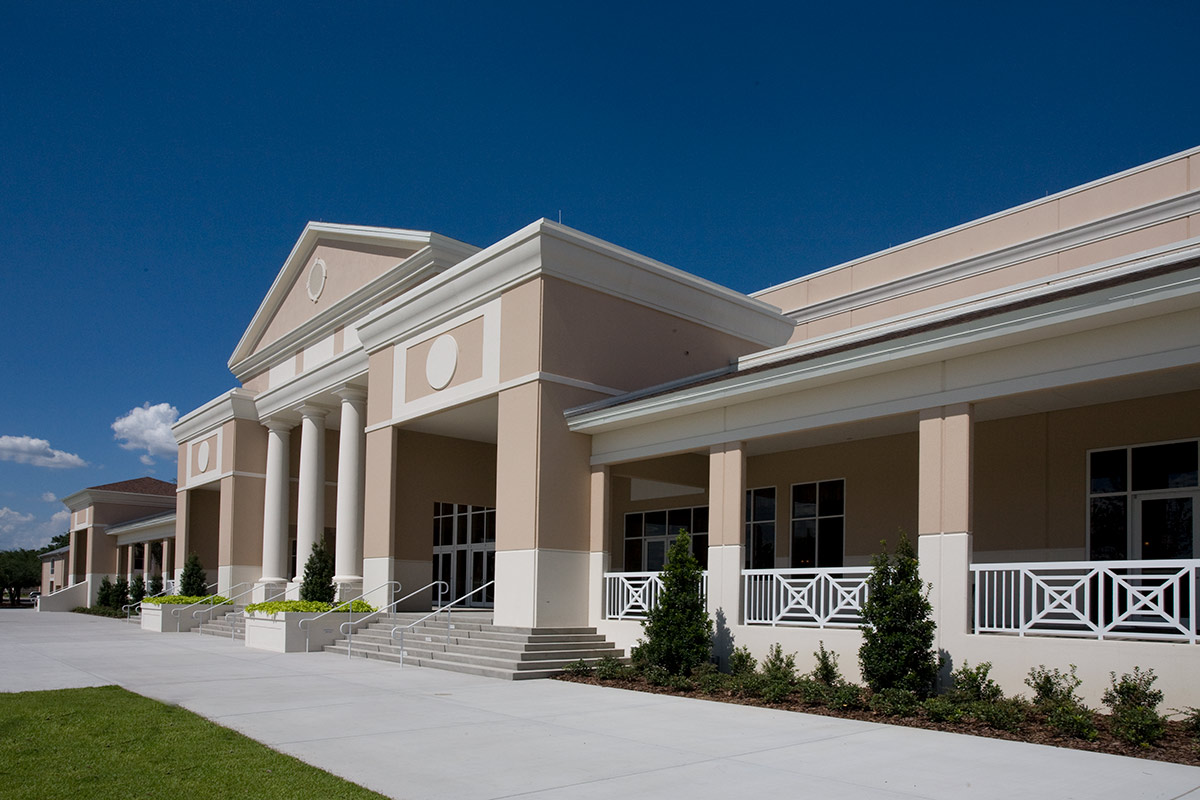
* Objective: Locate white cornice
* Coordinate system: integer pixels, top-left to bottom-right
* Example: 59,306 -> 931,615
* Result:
357,219 -> 794,354
755,144 -> 1200,303
229,223 -> 480,378
251,347 -> 369,421
107,512 -> 176,542
567,247 -> 1200,434
779,191 -> 1200,323
173,388 -> 259,443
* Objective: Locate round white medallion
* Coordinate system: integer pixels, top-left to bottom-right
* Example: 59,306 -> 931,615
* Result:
306,258 -> 327,302
425,334 -> 459,390
196,440 -> 210,472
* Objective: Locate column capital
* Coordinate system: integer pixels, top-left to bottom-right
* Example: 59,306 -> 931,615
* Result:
334,385 -> 368,404
264,417 -> 297,433
295,403 -> 333,420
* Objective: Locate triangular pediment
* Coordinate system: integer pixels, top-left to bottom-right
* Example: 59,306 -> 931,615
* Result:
228,222 -> 478,380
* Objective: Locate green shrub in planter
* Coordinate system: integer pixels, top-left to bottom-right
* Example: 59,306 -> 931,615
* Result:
828,683 -> 867,711
243,599 -> 375,615
728,645 -> 756,677
1025,664 -> 1083,709
858,536 -> 938,697
970,697 -> 1029,732
811,641 -> 842,686
948,661 -> 1003,704
795,677 -> 832,705
870,687 -> 920,717
1179,707 -> 1200,739
695,663 -> 731,694
594,655 -> 628,681
922,696 -> 963,723
142,595 -> 230,606
1103,668 -> 1166,746
564,659 -> 593,677
1047,700 -> 1099,741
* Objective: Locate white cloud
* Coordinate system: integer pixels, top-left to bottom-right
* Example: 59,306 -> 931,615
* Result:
112,402 -> 179,462
41,491 -> 58,502
0,507 -> 68,550
0,435 -> 87,469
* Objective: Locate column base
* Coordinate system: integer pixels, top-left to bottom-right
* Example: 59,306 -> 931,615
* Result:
334,577 -> 364,602
254,579 -> 288,604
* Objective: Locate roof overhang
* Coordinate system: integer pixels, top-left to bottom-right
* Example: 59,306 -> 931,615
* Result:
357,219 -> 794,353
173,388 -> 259,444
567,241 -> 1200,438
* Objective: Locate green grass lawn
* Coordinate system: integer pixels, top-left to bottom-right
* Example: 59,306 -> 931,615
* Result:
0,686 -> 388,800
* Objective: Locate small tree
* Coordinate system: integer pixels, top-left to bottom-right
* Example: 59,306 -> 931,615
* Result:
299,539 -> 335,603
632,531 -> 712,676
96,576 -> 115,609
130,575 -> 146,604
112,576 -> 130,610
148,573 -> 164,596
858,536 -> 938,696
179,553 -> 207,597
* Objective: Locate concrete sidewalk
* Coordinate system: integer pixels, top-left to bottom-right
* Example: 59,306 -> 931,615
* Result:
3,609 -> 1198,800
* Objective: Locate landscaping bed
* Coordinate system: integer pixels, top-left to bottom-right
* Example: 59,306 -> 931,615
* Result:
556,663 -> 1200,767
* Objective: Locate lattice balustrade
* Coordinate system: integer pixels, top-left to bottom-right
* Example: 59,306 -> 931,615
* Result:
604,572 -> 708,620
742,567 -> 871,627
972,559 -> 1200,643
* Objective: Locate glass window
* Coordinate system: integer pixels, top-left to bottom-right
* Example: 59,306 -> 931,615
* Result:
621,505 -> 709,571
1090,449 -> 1127,494
1132,441 -> 1198,491
790,479 -> 845,569
745,487 -> 776,569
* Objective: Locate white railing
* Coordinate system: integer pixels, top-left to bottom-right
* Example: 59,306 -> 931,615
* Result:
742,567 -> 871,627
972,559 -> 1200,643
604,571 -> 708,620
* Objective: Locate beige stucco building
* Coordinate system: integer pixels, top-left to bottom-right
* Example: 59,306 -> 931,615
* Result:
44,146 -> 1200,702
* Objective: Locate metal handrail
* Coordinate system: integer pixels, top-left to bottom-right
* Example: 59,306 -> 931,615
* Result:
169,581 -> 238,632
123,581 -> 174,620
299,581 -> 402,652
389,581 -> 494,669
339,581 -> 448,659
192,582 -> 262,631
225,584 -> 289,639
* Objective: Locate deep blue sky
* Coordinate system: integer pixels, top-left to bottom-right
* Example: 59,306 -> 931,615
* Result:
2,1 -> 1197,548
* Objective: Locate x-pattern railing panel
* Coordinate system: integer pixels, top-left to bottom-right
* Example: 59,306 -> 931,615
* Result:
973,559 -> 1200,644
743,567 -> 871,627
604,572 -> 708,620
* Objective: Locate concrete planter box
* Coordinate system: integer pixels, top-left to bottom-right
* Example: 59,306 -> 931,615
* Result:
141,602 -> 230,633
244,612 -> 347,653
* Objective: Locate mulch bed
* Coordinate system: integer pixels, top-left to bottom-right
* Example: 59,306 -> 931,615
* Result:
556,673 -> 1200,767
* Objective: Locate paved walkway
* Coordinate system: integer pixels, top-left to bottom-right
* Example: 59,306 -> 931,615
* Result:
3,609 -> 1199,799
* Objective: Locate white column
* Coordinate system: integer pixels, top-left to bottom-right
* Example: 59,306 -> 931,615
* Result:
142,542 -> 151,581
295,405 -> 329,581
124,545 -> 133,585
161,538 -> 173,589
260,420 -> 294,585
333,387 -> 367,596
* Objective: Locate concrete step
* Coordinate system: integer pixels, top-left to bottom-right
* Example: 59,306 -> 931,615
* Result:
326,617 -> 624,680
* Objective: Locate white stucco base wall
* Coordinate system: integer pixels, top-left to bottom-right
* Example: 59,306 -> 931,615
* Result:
362,557 -> 399,608
392,559 -> 436,610
494,549 -> 590,628
141,602 -> 230,633
244,612 -> 342,653
587,551 -> 609,628
36,581 -> 89,612
217,565 -> 262,599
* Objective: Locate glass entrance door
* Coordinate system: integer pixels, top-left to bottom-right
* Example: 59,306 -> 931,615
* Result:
432,503 -> 496,607
1134,492 -> 1198,559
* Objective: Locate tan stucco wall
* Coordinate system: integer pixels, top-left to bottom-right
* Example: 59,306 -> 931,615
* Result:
254,240 -> 417,357
748,434 -> 920,564
363,426 -> 397,560
404,316 -> 486,402
539,275 -> 763,392
393,430 -> 498,563
974,389 -> 1200,555
217,475 -> 266,572
758,150 -> 1197,331
499,279 -> 542,382
367,346 -> 394,427
186,488 -> 221,570
495,381 -> 599,553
